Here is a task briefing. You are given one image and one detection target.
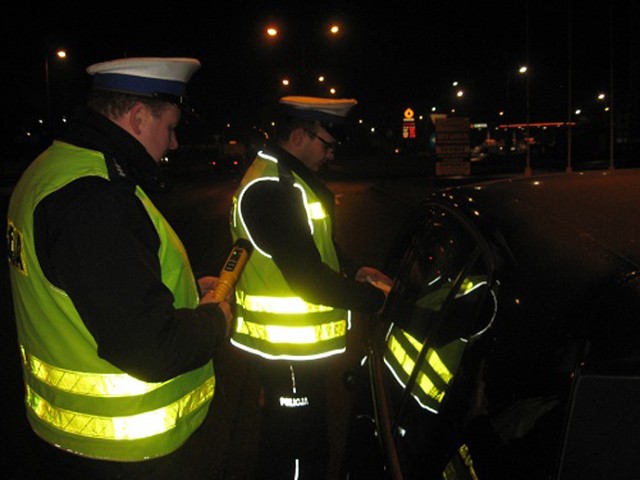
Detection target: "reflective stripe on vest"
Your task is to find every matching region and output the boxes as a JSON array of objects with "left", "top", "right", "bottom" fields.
[
  {"left": 237, "top": 291, "right": 334, "bottom": 314},
  {"left": 23, "top": 348, "right": 166, "bottom": 396},
  {"left": 26, "top": 377, "right": 214, "bottom": 440},
  {"left": 234, "top": 177, "right": 326, "bottom": 259},
  {"left": 235, "top": 316, "right": 347, "bottom": 344},
  {"left": 442, "top": 443, "right": 480, "bottom": 480},
  {"left": 384, "top": 328, "right": 459, "bottom": 414}
]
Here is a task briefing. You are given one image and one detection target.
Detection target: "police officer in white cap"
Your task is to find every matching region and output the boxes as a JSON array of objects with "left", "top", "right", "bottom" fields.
[
  {"left": 229, "top": 96, "right": 392, "bottom": 479},
  {"left": 7, "top": 57, "right": 232, "bottom": 479}
]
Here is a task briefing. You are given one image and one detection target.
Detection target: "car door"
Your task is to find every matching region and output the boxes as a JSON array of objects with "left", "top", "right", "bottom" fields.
[{"left": 372, "top": 203, "right": 497, "bottom": 480}]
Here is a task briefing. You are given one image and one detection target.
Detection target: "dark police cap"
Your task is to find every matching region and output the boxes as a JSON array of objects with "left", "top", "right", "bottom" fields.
[{"left": 86, "top": 57, "right": 201, "bottom": 106}]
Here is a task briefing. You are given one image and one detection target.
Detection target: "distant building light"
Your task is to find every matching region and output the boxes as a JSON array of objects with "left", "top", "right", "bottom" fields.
[{"left": 498, "top": 122, "right": 576, "bottom": 129}]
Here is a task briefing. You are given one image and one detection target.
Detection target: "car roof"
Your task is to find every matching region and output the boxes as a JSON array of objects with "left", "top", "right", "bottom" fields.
[
  {"left": 425, "top": 169, "right": 640, "bottom": 369},
  {"left": 440, "top": 169, "right": 640, "bottom": 269}
]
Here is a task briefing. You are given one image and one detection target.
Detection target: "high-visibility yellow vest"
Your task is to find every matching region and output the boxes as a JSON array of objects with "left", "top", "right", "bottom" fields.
[
  {"left": 229, "top": 150, "right": 351, "bottom": 361},
  {"left": 7, "top": 141, "right": 215, "bottom": 461}
]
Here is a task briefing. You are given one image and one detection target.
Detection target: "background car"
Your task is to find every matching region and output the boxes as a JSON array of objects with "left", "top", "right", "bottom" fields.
[{"left": 344, "top": 169, "right": 640, "bottom": 480}]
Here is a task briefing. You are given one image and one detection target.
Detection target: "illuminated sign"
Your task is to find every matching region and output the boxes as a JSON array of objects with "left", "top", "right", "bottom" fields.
[
  {"left": 402, "top": 107, "right": 416, "bottom": 139},
  {"left": 435, "top": 117, "right": 470, "bottom": 176}
]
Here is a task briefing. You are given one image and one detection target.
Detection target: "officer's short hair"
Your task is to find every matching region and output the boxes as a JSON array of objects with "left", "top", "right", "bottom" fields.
[
  {"left": 87, "top": 90, "right": 171, "bottom": 120},
  {"left": 275, "top": 114, "right": 320, "bottom": 143}
]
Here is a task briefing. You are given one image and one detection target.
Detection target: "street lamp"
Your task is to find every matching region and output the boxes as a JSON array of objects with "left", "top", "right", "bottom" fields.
[
  {"left": 263, "top": 21, "right": 343, "bottom": 93},
  {"left": 446, "top": 80, "right": 466, "bottom": 114},
  {"left": 596, "top": 91, "right": 614, "bottom": 168},
  {"left": 518, "top": 64, "right": 532, "bottom": 176},
  {"left": 522, "top": 0, "right": 532, "bottom": 177},
  {"left": 45, "top": 49, "right": 67, "bottom": 125},
  {"left": 566, "top": 2, "right": 573, "bottom": 174}
]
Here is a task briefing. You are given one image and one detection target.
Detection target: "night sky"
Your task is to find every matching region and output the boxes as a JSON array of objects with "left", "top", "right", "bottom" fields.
[{"left": 2, "top": 0, "right": 638, "bottom": 144}]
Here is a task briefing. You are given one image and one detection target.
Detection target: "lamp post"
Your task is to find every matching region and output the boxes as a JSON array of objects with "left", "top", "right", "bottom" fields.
[
  {"left": 518, "top": 65, "right": 532, "bottom": 176},
  {"left": 45, "top": 49, "right": 67, "bottom": 126},
  {"left": 523, "top": 0, "right": 532, "bottom": 177},
  {"left": 566, "top": 0, "right": 573, "bottom": 173},
  {"left": 608, "top": 3, "right": 615, "bottom": 171}
]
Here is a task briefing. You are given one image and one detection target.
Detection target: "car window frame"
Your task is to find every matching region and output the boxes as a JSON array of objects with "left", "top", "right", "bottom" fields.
[{"left": 369, "top": 200, "right": 498, "bottom": 479}]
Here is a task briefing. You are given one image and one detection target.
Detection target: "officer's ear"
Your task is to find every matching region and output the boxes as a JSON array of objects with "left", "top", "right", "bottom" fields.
[
  {"left": 109, "top": 101, "right": 148, "bottom": 138},
  {"left": 129, "top": 102, "right": 149, "bottom": 135},
  {"left": 290, "top": 127, "right": 309, "bottom": 147}
]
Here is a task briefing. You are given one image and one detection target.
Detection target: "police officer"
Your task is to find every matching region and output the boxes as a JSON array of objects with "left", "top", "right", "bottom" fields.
[
  {"left": 229, "top": 96, "right": 392, "bottom": 479},
  {"left": 7, "top": 57, "right": 232, "bottom": 479}
]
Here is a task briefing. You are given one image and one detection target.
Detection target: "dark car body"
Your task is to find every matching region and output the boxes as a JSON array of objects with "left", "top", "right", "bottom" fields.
[{"left": 345, "top": 169, "right": 640, "bottom": 480}]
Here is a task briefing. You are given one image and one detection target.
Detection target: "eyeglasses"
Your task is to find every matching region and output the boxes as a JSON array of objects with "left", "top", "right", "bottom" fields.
[{"left": 306, "top": 129, "right": 339, "bottom": 151}]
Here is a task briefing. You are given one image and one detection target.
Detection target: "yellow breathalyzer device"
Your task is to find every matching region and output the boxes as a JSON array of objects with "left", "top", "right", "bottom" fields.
[{"left": 211, "top": 238, "right": 253, "bottom": 302}]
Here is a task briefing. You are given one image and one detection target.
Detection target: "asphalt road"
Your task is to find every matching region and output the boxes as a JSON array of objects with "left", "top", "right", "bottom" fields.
[{"left": 1, "top": 171, "right": 420, "bottom": 479}]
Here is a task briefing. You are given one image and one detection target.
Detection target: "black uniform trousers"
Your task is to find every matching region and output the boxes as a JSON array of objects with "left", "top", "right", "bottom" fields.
[{"left": 253, "top": 358, "right": 331, "bottom": 480}]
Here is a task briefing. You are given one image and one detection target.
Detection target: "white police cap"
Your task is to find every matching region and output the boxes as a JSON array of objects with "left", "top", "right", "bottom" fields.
[
  {"left": 86, "top": 57, "right": 201, "bottom": 102},
  {"left": 279, "top": 96, "right": 357, "bottom": 125}
]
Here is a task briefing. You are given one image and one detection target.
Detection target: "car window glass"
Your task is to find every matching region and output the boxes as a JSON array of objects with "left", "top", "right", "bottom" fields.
[
  {"left": 381, "top": 206, "right": 495, "bottom": 477},
  {"left": 385, "top": 207, "right": 478, "bottom": 343}
]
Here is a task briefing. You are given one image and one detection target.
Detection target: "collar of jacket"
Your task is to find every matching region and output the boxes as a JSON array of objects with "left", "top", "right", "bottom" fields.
[
  {"left": 59, "top": 106, "right": 169, "bottom": 193},
  {"left": 263, "top": 144, "right": 335, "bottom": 214}
]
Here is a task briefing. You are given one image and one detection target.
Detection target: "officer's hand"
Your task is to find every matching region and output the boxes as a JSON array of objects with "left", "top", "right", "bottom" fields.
[
  {"left": 198, "top": 275, "right": 234, "bottom": 303},
  {"left": 197, "top": 276, "right": 219, "bottom": 296},
  {"left": 355, "top": 266, "right": 393, "bottom": 294}
]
